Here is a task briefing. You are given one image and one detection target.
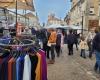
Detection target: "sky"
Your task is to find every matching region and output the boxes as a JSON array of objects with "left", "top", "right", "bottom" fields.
[{"left": 34, "top": 0, "right": 71, "bottom": 25}]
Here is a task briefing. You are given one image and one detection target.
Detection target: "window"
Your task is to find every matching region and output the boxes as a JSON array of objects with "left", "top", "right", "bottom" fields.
[
  {"left": 98, "top": 5, "right": 100, "bottom": 16},
  {"left": 89, "top": 7, "right": 94, "bottom": 14}
]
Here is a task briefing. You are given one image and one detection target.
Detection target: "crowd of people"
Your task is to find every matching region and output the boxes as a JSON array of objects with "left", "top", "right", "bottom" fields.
[{"left": 31, "top": 27, "right": 100, "bottom": 74}]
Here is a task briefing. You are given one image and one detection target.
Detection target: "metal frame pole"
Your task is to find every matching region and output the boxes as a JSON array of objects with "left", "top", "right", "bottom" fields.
[
  {"left": 81, "top": 11, "right": 84, "bottom": 35},
  {"left": 28, "top": 17, "right": 29, "bottom": 26},
  {"left": 16, "top": 0, "right": 18, "bottom": 35},
  {"left": 25, "top": 9, "right": 26, "bottom": 25}
]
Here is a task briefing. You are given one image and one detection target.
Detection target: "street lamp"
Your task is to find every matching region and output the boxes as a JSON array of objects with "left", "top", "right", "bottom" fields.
[
  {"left": 15, "top": 0, "right": 27, "bottom": 36},
  {"left": 81, "top": 11, "right": 84, "bottom": 35},
  {"left": 22, "top": 0, "right": 27, "bottom": 26},
  {"left": 79, "top": 5, "right": 84, "bottom": 35},
  {"left": 16, "top": 0, "right": 26, "bottom": 25},
  {"left": 99, "top": 2, "right": 100, "bottom": 27}
]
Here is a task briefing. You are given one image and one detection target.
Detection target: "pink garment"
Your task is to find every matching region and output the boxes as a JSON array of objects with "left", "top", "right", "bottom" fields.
[
  {"left": 38, "top": 49, "right": 47, "bottom": 80},
  {"left": 61, "top": 34, "right": 64, "bottom": 47}
]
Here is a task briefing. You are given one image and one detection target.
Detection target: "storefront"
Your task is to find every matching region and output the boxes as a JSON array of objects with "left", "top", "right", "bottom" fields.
[{"left": 88, "top": 20, "right": 99, "bottom": 30}]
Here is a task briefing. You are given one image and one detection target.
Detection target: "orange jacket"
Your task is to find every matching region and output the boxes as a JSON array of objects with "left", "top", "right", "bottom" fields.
[{"left": 48, "top": 31, "right": 57, "bottom": 43}]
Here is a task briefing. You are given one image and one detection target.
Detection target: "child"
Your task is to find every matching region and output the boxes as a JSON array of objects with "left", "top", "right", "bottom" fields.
[{"left": 79, "top": 36, "right": 88, "bottom": 58}]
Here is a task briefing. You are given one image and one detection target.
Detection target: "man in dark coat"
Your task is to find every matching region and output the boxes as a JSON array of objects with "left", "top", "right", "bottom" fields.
[
  {"left": 55, "top": 29, "right": 62, "bottom": 57},
  {"left": 73, "top": 30, "right": 79, "bottom": 50},
  {"left": 92, "top": 29, "right": 100, "bottom": 72},
  {"left": 40, "top": 29, "right": 51, "bottom": 59},
  {"left": 67, "top": 29, "right": 75, "bottom": 55}
]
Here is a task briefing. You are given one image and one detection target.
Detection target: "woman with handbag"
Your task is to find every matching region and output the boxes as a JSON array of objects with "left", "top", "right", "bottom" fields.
[{"left": 47, "top": 28, "right": 57, "bottom": 64}]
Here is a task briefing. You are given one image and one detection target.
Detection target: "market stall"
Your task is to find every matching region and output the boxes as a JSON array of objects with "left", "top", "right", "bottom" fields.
[{"left": 0, "top": 0, "right": 35, "bottom": 37}]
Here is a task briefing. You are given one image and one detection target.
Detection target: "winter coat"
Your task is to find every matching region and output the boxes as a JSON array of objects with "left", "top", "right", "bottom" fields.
[
  {"left": 92, "top": 33, "right": 100, "bottom": 52},
  {"left": 67, "top": 34, "right": 75, "bottom": 45},
  {"left": 79, "top": 40, "right": 88, "bottom": 49},
  {"left": 40, "top": 30, "right": 50, "bottom": 44},
  {"left": 48, "top": 31, "right": 57, "bottom": 43},
  {"left": 74, "top": 34, "right": 79, "bottom": 43},
  {"left": 56, "top": 33, "right": 61, "bottom": 46},
  {"left": 64, "top": 34, "right": 67, "bottom": 44}
]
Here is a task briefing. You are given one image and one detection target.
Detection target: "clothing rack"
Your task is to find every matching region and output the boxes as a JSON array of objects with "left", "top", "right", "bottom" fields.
[
  {"left": 0, "top": 37, "right": 47, "bottom": 80},
  {"left": 0, "top": 38, "right": 35, "bottom": 47}
]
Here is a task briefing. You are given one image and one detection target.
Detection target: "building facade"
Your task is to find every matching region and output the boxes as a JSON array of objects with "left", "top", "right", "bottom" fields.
[
  {"left": 25, "top": 13, "right": 40, "bottom": 28},
  {"left": 64, "top": 12, "right": 71, "bottom": 25},
  {"left": 47, "top": 13, "right": 67, "bottom": 26},
  {"left": 65, "top": 0, "right": 100, "bottom": 30}
]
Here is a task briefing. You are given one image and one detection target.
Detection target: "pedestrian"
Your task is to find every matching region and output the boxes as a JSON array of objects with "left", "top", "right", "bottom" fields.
[
  {"left": 47, "top": 28, "right": 57, "bottom": 64},
  {"left": 40, "top": 29, "right": 48, "bottom": 53},
  {"left": 86, "top": 30, "right": 96, "bottom": 58},
  {"left": 61, "top": 30, "right": 65, "bottom": 54},
  {"left": 55, "top": 29, "right": 62, "bottom": 57},
  {"left": 46, "top": 29, "right": 51, "bottom": 59},
  {"left": 39, "top": 29, "right": 51, "bottom": 59},
  {"left": 64, "top": 31, "right": 67, "bottom": 44},
  {"left": 92, "top": 28, "right": 100, "bottom": 73},
  {"left": 79, "top": 36, "right": 88, "bottom": 58},
  {"left": 31, "top": 27, "right": 36, "bottom": 35},
  {"left": 67, "top": 29, "right": 75, "bottom": 55},
  {"left": 73, "top": 30, "right": 79, "bottom": 50}
]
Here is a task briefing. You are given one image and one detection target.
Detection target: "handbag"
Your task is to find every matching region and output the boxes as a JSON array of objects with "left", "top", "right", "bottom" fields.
[{"left": 47, "top": 42, "right": 51, "bottom": 47}]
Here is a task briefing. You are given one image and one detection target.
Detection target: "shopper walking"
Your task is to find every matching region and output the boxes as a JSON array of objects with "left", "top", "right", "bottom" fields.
[
  {"left": 86, "top": 30, "right": 96, "bottom": 58},
  {"left": 40, "top": 29, "right": 48, "bottom": 52},
  {"left": 40, "top": 29, "right": 51, "bottom": 59},
  {"left": 61, "top": 30, "right": 65, "bottom": 54},
  {"left": 55, "top": 29, "right": 62, "bottom": 57},
  {"left": 73, "top": 30, "right": 79, "bottom": 50},
  {"left": 46, "top": 29, "right": 51, "bottom": 59},
  {"left": 48, "top": 28, "right": 57, "bottom": 64},
  {"left": 67, "top": 29, "right": 75, "bottom": 55},
  {"left": 92, "top": 28, "right": 100, "bottom": 73},
  {"left": 79, "top": 36, "right": 87, "bottom": 58}
]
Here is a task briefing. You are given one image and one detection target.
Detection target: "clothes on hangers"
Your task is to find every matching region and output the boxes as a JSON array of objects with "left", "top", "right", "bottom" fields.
[
  {"left": 23, "top": 54, "right": 31, "bottom": 80},
  {"left": 39, "top": 49, "right": 47, "bottom": 80},
  {"left": 0, "top": 47, "right": 47, "bottom": 80},
  {"left": 29, "top": 54, "right": 38, "bottom": 80}
]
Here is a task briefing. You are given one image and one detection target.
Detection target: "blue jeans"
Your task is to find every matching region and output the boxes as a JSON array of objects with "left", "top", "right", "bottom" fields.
[
  {"left": 80, "top": 49, "right": 86, "bottom": 58},
  {"left": 95, "top": 51, "right": 100, "bottom": 71}
]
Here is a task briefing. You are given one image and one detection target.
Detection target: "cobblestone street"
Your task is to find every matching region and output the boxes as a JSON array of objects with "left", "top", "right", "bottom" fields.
[{"left": 47, "top": 45, "right": 100, "bottom": 80}]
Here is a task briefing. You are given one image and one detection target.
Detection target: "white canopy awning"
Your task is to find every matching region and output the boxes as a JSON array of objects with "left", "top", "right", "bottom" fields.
[
  {"left": 45, "top": 24, "right": 70, "bottom": 29},
  {"left": 69, "top": 25, "right": 82, "bottom": 30},
  {"left": 46, "top": 24, "right": 61, "bottom": 29}
]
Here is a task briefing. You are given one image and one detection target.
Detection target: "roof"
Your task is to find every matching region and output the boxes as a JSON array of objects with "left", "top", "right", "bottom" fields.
[{"left": 0, "top": 0, "right": 35, "bottom": 11}]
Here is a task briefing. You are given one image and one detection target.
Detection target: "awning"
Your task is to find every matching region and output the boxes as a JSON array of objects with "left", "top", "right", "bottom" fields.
[
  {"left": 25, "top": 12, "right": 36, "bottom": 18},
  {"left": 45, "top": 24, "right": 70, "bottom": 29},
  {"left": 0, "top": 0, "right": 14, "bottom": 2},
  {"left": 45, "top": 24, "right": 61, "bottom": 29},
  {"left": 0, "top": 0, "right": 35, "bottom": 11},
  {"left": 69, "top": 25, "right": 82, "bottom": 30}
]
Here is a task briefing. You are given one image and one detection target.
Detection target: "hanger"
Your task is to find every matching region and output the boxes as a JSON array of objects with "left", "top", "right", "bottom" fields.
[{"left": 28, "top": 46, "right": 38, "bottom": 56}]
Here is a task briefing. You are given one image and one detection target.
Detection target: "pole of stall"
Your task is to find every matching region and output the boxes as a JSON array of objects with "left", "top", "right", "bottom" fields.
[{"left": 16, "top": 0, "right": 18, "bottom": 36}]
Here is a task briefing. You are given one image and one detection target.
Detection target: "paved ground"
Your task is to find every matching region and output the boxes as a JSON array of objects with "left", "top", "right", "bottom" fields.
[{"left": 47, "top": 45, "right": 100, "bottom": 80}]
